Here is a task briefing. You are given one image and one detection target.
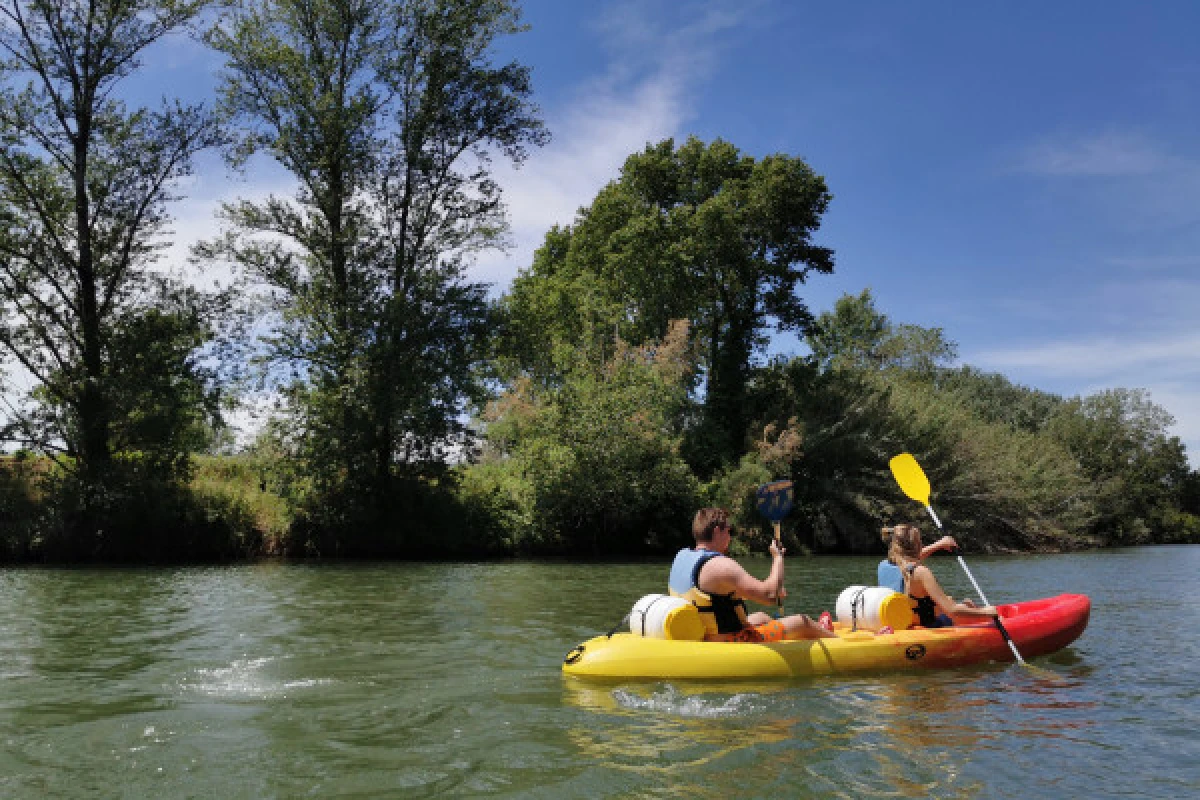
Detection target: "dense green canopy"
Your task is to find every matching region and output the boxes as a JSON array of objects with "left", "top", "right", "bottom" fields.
[{"left": 500, "top": 136, "right": 834, "bottom": 474}]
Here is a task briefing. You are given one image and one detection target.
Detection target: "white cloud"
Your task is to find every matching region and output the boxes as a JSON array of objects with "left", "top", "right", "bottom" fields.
[
  {"left": 471, "top": 1, "right": 752, "bottom": 290},
  {"left": 472, "top": 74, "right": 686, "bottom": 287},
  {"left": 973, "top": 333, "right": 1200, "bottom": 379},
  {"left": 1015, "top": 131, "right": 1170, "bottom": 177},
  {"left": 1012, "top": 128, "right": 1200, "bottom": 232},
  {"left": 1105, "top": 254, "right": 1200, "bottom": 273},
  {"left": 161, "top": 155, "right": 299, "bottom": 287}
]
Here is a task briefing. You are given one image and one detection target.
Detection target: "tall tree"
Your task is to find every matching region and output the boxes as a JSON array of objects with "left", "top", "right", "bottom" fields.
[
  {"left": 0, "top": 0, "right": 221, "bottom": 543},
  {"left": 202, "top": 0, "right": 546, "bottom": 545},
  {"left": 503, "top": 136, "right": 834, "bottom": 473}
]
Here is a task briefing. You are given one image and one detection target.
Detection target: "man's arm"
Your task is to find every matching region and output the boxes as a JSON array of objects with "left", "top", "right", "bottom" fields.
[{"left": 700, "top": 552, "right": 784, "bottom": 607}]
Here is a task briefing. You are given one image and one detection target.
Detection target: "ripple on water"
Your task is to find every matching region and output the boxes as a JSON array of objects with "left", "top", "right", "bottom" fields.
[
  {"left": 180, "top": 656, "right": 335, "bottom": 699},
  {"left": 0, "top": 553, "right": 1196, "bottom": 799}
]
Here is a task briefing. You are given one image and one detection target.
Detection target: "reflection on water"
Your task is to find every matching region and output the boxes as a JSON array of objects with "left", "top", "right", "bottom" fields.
[
  {"left": 560, "top": 669, "right": 1108, "bottom": 799},
  {"left": 563, "top": 682, "right": 797, "bottom": 799},
  {"left": 0, "top": 549, "right": 1195, "bottom": 798}
]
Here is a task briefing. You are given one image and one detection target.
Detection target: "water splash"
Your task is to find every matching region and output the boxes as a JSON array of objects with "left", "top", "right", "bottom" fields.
[
  {"left": 610, "top": 684, "right": 767, "bottom": 718},
  {"left": 181, "top": 657, "right": 333, "bottom": 698}
]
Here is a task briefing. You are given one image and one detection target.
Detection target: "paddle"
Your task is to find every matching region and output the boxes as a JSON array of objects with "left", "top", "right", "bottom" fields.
[
  {"left": 888, "top": 453, "right": 1028, "bottom": 666},
  {"left": 755, "top": 480, "right": 794, "bottom": 618}
]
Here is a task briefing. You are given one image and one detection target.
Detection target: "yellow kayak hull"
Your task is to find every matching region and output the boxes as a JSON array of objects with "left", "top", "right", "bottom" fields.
[{"left": 562, "top": 594, "right": 1089, "bottom": 680}]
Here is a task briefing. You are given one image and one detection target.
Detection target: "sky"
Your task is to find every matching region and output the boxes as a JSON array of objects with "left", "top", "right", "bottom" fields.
[{"left": 26, "top": 0, "right": 1200, "bottom": 463}]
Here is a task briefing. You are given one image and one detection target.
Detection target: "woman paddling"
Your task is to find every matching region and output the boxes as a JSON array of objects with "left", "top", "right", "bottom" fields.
[
  {"left": 877, "top": 524, "right": 958, "bottom": 593},
  {"left": 886, "top": 524, "right": 999, "bottom": 628}
]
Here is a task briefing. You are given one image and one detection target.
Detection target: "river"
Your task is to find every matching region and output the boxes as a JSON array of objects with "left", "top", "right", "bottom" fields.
[{"left": 0, "top": 546, "right": 1196, "bottom": 798}]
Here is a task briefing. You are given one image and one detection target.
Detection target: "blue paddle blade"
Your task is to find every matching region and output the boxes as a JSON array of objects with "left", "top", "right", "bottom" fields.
[{"left": 756, "top": 480, "right": 794, "bottom": 522}]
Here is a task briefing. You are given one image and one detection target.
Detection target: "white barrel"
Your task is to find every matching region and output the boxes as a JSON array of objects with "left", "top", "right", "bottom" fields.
[
  {"left": 629, "top": 594, "right": 705, "bottom": 640},
  {"left": 835, "top": 585, "right": 913, "bottom": 631}
]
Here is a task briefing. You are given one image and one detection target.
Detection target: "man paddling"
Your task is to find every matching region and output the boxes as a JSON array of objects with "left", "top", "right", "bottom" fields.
[{"left": 668, "top": 508, "right": 837, "bottom": 642}]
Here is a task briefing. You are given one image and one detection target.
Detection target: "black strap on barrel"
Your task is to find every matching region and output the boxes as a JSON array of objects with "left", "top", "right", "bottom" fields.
[
  {"left": 638, "top": 595, "right": 675, "bottom": 636},
  {"left": 605, "top": 612, "right": 631, "bottom": 638},
  {"left": 850, "top": 587, "right": 869, "bottom": 632}
]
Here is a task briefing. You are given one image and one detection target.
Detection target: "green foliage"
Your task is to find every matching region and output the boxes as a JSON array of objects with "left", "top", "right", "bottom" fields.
[
  {"left": 0, "top": 453, "right": 41, "bottom": 559},
  {"left": 0, "top": 453, "right": 280, "bottom": 563},
  {"left": 200, "top": 0, "right": 546, "bottom": 553},
  {"left": 809, "top": 289, "right": 957, "bottom": 375},
  {"left": 0, "top": 0, "right": 226, "bottom": 554},
  {"left": 740, "top": 358, "right": 904, "bottom": 552},
  {"left": 931, "top": 366, "right": 1064, "bottom": 434},
  {"left": 500, "top": 136, "right": 834, "bottom": 473},
  {"left": 883, "top": 373, "right": 1097, "bottom": 550},
  {"left": 464, "top": 321, "right": 699, "bottom": 555},
  {"left": 491, "top": 202, "right": 1197, "bottom": 555},
  {"left": 190, "top": 454, "right": 292, "bottom": 553},
  {"left": 1044, "top": 388, "right": 1195, "bottom": 544}
]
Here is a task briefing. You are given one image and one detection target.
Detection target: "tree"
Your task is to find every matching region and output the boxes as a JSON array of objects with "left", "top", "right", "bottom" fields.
[
  {"left": 503, "top": 136, "right": 834, "bottom": 473},
  {"left": 738, "top": 356, "right": 904, "bottom": 552},
  {"left": 0, "top": 0, "right": 222, "bottom": 547},
  {"left": 883, "top": 374, "right": 1096, "bottom": 550},
  {"left": 1046, "top": 388, "right": 1194, "bottom": 543},
  {"left": 808, "top": 289, "right": 957, "bottom": 375},
  {"left": 201, "top": 0, "right": 546, "bottom": 548},
  {"left": 796, "top": 292, "right": 1098, "bottom": 551},
  {"left": 467, "top": 320, "right": 698, "bottom": 555},
  {"left": 931, "top": 366, "right": 1063, "bottom": 435}
]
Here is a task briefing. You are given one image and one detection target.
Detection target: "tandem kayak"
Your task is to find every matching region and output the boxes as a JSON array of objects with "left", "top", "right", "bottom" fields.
[{"left": 562, "top": 593, "right": 1089, "bottom": 680}]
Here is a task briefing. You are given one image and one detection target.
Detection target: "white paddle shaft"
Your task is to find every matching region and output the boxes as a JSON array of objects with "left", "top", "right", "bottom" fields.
[{"left": 922, "top": 503, "right": 1025, "bottom": 664}]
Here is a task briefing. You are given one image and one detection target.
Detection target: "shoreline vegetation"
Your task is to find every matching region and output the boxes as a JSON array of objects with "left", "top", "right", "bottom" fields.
[{"left": 1, "top": 2, "right": 1197, "bottom": 565}]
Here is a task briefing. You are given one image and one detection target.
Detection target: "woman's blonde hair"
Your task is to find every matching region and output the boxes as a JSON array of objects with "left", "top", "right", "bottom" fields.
[{"left": 884, "top": 523, "right": 922, "bottom": 564}]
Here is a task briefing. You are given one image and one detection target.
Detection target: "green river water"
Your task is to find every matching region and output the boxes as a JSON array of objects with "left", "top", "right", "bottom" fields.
[{"left": 0, "top": 546, "right": 1197, "bottom": 798}]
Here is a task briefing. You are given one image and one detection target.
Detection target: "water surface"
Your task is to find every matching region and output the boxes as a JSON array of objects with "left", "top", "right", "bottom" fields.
[{"left": 0, "top": 547, "right": 1196, "bottom": 798}]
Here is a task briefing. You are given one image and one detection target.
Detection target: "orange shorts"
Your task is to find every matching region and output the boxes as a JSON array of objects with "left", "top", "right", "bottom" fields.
[{"left": 733, "top": 619, "right": 786, "bottom": 643}]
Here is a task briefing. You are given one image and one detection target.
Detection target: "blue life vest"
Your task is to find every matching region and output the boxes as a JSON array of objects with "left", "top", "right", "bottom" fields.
[
  {"left": 878, "top": 559, "right": 904, "bottom": 593},
  {"left": 668, "top": 548, "right": 748, "bottom": 636}
]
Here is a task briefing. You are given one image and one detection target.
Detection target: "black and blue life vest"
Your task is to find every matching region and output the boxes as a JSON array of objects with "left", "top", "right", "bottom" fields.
[{"left": 668, "top": 548, "right": 749, "bottom": 636}]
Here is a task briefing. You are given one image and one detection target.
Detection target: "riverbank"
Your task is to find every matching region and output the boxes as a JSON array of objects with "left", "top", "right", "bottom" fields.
[{"left": 2, "top": 453, "right": 1197, "bottom": 564}]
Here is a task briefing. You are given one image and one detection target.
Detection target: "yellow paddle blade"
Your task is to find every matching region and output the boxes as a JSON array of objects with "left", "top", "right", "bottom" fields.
[{"left": 889, "top": 453, "right": 930, "bottom": 506}]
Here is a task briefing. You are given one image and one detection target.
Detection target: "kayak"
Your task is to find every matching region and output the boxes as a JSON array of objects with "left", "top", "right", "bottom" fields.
[{"left": 562, "top": 593, "right": 1089, "bottom": 680}]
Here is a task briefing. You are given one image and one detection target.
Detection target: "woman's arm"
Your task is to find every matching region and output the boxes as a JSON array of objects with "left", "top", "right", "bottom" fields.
[
  {"left": 911, "top": 565, "right": 997, "bottom": 618},
  {"left": 919, "top": 535, "right": 957, "bottom": 560}
]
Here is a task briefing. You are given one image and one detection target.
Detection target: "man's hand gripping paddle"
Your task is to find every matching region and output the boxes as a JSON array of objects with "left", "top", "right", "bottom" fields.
[{"left": 756, "top": 480, "right": 794, "bottom": 618}]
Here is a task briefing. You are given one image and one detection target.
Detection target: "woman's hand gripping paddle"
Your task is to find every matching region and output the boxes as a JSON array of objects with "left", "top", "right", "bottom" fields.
[
  {"left": 756, "top": 480, "right": 794, "bottom": 618},
  {"left": 888, "top": 453, "right": 1029, "bottom": 666}
]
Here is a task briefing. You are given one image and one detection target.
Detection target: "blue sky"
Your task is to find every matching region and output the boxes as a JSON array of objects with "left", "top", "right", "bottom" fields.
[{"left": 150, "top": 0, "right": 1200, "bottom": 461}]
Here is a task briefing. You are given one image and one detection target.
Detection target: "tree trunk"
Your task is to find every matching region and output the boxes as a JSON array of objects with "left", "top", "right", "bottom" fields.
[{"left": 74, "top": 117, "right": 112, "bottom": 515}]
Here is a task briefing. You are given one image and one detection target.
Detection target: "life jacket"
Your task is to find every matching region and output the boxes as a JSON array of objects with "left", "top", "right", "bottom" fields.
[
  {"left": 877, "top": 559, "right": 904, "bottom": 593},
  {"left": 668, "top": 548, "right": 749, "bottom": 636},
  {"left": 903, "top": 563, "right": 948, "bottom": 628}
]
